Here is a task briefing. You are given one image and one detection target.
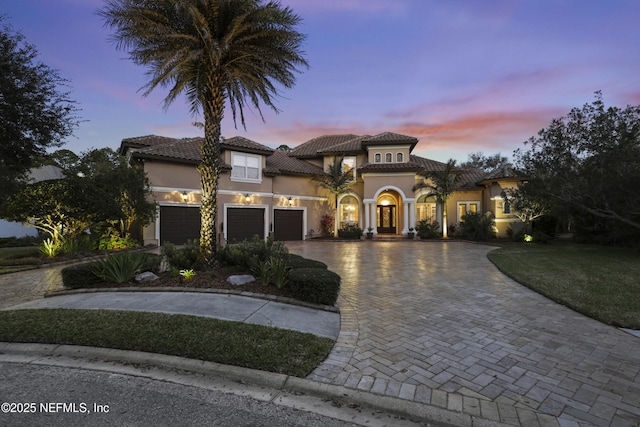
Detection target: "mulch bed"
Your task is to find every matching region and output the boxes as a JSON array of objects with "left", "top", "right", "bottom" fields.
[{"left": 80, "top": 268, "right": 294, "bottom": 299}]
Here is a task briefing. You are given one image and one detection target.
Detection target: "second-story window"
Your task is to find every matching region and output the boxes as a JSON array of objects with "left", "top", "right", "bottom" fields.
[
  {"left": 396, "top": 152, "right": 404, "bottom": 163},
  {"left": 343, "top": 156, "right": 356, "bottom": 179},
  {"left": 374, "top": 153, "right": 381, "bottom": 163},
  {"left": 231, "top": 152, "right": 261, "bottom": 182},
  {"left": 385, "top": 152, "right": 392, "bottom": 163}
]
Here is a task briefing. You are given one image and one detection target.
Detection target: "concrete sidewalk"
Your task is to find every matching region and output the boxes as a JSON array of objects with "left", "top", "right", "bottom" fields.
[{"left": 4, "top": 291, "right": 341, "bottom": 340}]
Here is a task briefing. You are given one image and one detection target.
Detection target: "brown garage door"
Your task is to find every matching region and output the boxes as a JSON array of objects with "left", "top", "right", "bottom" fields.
[
  {"left": 227, "top": 208, "right": 264, "bottom": 243},
  {"left": 160, "top": 206, "right": 200, "bottom": 245},
  {"left": 274, "top": 209, "right": 303, "bottom": 241}
]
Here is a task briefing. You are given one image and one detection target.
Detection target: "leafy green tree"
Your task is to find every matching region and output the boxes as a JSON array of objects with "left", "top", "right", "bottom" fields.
[
  {"left": 413, "top": 159, "right": 463, "bottom": 238},
  {"left": 460, "top": 152, "right": 511, "bottom": 173},
  {"left": 501, "top": 183, "right": 551, "bottom": 234},
  {"left": 0, "top": 17, "right": 80, "bottom": 207},
  {"left": 98, "top": 0, "right": 308, "bottom": 265},
  {"left": 65, "top": 148, "right": 157, "bottom": 237},
  {"left": 1, "top": 149, "right": 157, "bottom": 251},
  {"left": 514, "top": 92, "right": 640, "bottom": 242}
]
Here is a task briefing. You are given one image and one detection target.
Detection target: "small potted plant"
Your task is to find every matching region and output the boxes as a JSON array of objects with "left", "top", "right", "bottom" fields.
[
  {"left": 366, "top": 227, "right": 374, "bottom": 239},
  {"left": 407, "top": 227, "right": 415, "bottom": 239}
]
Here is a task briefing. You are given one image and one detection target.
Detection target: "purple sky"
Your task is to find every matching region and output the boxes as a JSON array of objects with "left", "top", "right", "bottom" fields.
[{"left": 4, "top": 0, "right": 639, "bottom": 163}]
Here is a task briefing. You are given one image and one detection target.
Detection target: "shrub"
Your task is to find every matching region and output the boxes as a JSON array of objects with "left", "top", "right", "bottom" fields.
[
  {"left": 90, "top": 252, "right": 146, "bottom": 284},
  {"left": 288, "top": 268, "right": 341, "bottom": 306},
  {"left": 62, "top": 263, "right": 102, "bottom": 289},
  {"left": 98, "top": 235, "right": 140, "bottom": 250},
  {"left": 416, "top": 220, "right": 440, "bottom": 239},
  {"left": 270, "top": 256, "right": 289, "bottom": 289},
  {"left": 39, "top": 238, "right": 60, "bottom": 257},
  {"left": 162, "top": 240, "right": 200, "bottom": 270},
  {"left": 217, "top": 236, "right": 288, "bottom": 270},
  {"left": 286, "top": 253, "right": 327, "bottom": 270},
  {"left": 337, "top": 225, "right": 362, "bottom": 239},
  {"left": 61, "top": 253, "right": 161, "bottom": 289},
  {"left": 459, "top": 211, "right": 496, "bottom": 241}
]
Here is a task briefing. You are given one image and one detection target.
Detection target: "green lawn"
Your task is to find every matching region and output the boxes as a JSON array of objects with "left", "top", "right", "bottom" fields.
[
  {"left": 0, "top": 246, "right": 42, "bottom": 274},
  {"left": 488, "top": 241, "right": 640, "bottom": 329},
  {"left": 0, "top": 309, "right": 334, "bottom": 377}
]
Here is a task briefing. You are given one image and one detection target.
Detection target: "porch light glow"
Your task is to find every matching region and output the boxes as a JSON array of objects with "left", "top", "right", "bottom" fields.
[
  {"left": 181, "top": 191, "right": 188, "bottom": 202},
  {"left": 245, "top": 194, "right": 251, "bottom": 203},
  {"left": 288, "top": 197, "right": 293, "bottom": 206},
  {"left": 381, "top": 200, "right": 390, "bottom": 206}
]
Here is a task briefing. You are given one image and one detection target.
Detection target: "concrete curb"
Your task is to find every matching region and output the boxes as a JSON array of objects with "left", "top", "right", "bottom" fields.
[
  {"left": 0, "top": 342, "right": 512, "bottom": 427},
  {"left": 44, "top": 287, "right": 340, "bottom": 313}
]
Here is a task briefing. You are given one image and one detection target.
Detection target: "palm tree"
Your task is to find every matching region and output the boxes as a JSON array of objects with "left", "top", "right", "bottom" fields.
[
  {"left": 413, "top": 159, "right": 462, "bottom": 238},
  {"left": 316, "top": 156, "right": 356, "bottom": 207},
  {"left": 314, "top": 156, "right": 356, "bottom": 232},
  {"left": 98, "top": 0, "right": 308, "bottom": 265}
]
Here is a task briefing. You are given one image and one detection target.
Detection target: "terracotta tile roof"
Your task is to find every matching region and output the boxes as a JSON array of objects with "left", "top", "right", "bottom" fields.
[
  {"left": 266, "top": 149, "right": 325, "bottom": 176},
  {"left": 481, "top": 165, "right": 520, "bottom": 180},
  {"left": 362, "top": 132, "right": 418, "bottom": 149},
  {"left": 457, "top": 168, "right": 487, "bottom": 190},
  {"left": 130, "top": 137, "right": 204, "bottom": 164},
  {"left": 318, "top": 135, "right": 370, "bottom": 155},
  {"left": 222, "top": 136, "right": 274, "bottom": 155},
  {"left": 358, "top": 160, "right": 424, "bottom": 173},
  {"left": 409, "top": 155, "right": 448, "bottom": 172},
  {"left": 290, "top": 134, "right": 360, "bottom": 158},
  {"left": 119, "top": 135, "right": 180, "bottom": 155}
]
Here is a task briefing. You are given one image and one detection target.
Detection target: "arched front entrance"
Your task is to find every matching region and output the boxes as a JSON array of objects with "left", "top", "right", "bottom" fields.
[{"left": 376, "top": 191, "right": 399, "bottom": 234}]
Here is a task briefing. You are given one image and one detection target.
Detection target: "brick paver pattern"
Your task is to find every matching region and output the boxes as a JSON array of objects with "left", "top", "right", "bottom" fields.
[{"left": 287, "top": 241, "right": 640, "bottom": 427}]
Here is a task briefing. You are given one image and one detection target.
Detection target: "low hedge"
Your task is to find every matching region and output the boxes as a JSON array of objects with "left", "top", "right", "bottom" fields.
[
  {"left": 286, "top": 253, "right": 327, "bottom": 270},
  {"left": 61, "top": 263, "right": 102, "bottom": 289},
  {"left": 288, "top": 267, "right": 341, "bottom": 306}
]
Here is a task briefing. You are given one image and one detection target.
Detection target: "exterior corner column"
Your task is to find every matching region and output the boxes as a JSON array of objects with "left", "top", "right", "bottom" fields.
[
  {"left": 370, "top": 202, "right": 378, "bottom": 234},
  {"left": 364, "top": 201, "right": 371, "bottom": 231},
  {"left": 409, "top": 202, "right": 416, "bottom": 229},
  {"left": 402, "top": 201, "right": 409, "bottom": 234}
]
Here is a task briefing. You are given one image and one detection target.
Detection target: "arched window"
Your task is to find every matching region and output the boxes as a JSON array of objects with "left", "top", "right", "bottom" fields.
[
  {"left": 416, "top": 194, "right": 437, "bottom": 223},
  {"left": 396, "top": 152, "right": 404, "bottom": 163},
  {"left": 339, "top": 195, "right": 359, "bottom": 229},
  {"left": 385, "top": 152, "right": 392, "bottom": 163},
  {"left": 374, "top": 153, "right": 381, "bottom": 163}
]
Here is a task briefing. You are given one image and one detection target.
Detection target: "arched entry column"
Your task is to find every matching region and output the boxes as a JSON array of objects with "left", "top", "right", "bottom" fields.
[
  {"left": 363, "top": 199, "right": 377, "bottom": 234},
  {"left": 370, "top": 186, "right": 410, "bottom": 235}
]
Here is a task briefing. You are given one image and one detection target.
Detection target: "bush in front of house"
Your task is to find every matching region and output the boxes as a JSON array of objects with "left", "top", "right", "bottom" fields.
[
  {"left": 337, "top": 225, "right": 362, "bottom": 239},
  {"left": 217, "top": 235, "right": 288, "bottom": 271},
  {"left": 459, "top": 211, "right": 496, "bottom": 241},
  {"left": 61, "top": 263, "right": 102, "bottom": 289},
  {"left": 61, "top": 253, "right": 162, "bottom": 288},
  {"left": 162, "top": 240, "right": 200, "bottom": 270},
  {"left": 416, "top": 220, "right": 441, "bottom": 239},
  {"left": 285, "top": 253, "right": 327, "bottom": 270},
  {"left": 288, "top": 267, "right": 341, "bottom": 306}
]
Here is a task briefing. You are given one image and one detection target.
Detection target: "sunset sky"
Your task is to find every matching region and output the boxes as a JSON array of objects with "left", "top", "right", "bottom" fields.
[{"left": 4, "top": 0, "right": 639, "bottom": 163}]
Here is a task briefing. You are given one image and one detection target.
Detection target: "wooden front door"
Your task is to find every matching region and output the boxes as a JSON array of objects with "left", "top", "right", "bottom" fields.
[{"left": 377, "top": 205, "right": 396, "bottom": 234}]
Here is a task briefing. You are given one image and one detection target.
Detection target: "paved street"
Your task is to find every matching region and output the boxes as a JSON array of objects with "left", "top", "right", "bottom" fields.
[{"left": 287, "top": 240, "right": 640, "bottom": 427}]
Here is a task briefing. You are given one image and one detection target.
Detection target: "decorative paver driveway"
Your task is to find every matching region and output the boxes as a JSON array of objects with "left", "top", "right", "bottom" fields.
[{"left": 286, "top": 241, "right": 640, "bottom": 427}]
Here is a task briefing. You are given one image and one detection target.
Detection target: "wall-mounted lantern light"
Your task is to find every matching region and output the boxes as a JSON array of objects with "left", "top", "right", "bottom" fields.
[
  {"left": 245, "top": 194, "right": 251, "bottom": 203},
  {"left": 288, "top": 197, "right": 294, "bottom": 206},
  {"left": 182, "top": 191, "right": 188, "bottom": 202}
]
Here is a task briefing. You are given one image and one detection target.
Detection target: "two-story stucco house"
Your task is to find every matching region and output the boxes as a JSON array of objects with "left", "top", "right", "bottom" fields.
[{"left": 118, "top": 132, "right": 522, "bottom": 245}]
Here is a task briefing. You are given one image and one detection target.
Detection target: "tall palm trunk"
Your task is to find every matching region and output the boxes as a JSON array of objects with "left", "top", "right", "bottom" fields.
[
  {"left": 198, "top": 83, "right": 225, "bottom": 266},
  {"left": 441, "top": 198, "right": 448, "bottom": 238}
]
